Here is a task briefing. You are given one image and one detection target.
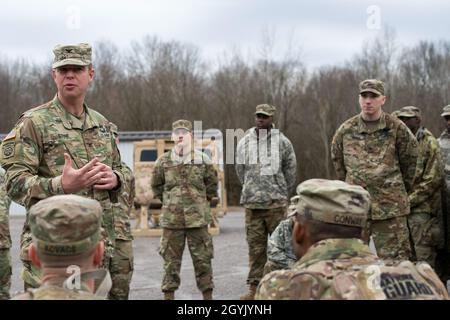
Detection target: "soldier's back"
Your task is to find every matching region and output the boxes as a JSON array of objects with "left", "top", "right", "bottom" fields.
[
  {"left": 13, "top": 285, "right": 103, "bottom": 300},
  {"left": 256, "top": 239, "right": 449, "bottom": 300}
]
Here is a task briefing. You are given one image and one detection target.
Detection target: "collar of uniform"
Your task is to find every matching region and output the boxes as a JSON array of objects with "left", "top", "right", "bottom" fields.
[
  {"left": 52, "top": 95, "right": 99, "bottom": 130},
  {"left": 357, "top": 112, "right": 387, "bottom": 133},
  {"left": 416, "top": 126, "right": 426, "bottom": 141},
  {"left": 439, "top": 130, "right": 450, "bottom": 140},
  {"left": 295, "top": 238, "right": 374, "bottom": 268}
]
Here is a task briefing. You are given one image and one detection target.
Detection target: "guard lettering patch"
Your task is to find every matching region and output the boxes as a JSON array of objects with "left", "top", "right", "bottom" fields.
[
  {"left": 380, "top": 273, "right": 434, "bottom": 299},
  {"left": 2, "top": 141, "right": 15, "bottom": 158}
]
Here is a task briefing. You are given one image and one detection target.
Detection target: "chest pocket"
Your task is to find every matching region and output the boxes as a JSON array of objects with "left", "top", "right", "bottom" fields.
[
  {"left": 83, "top": 128, "right": 114, "bottom": 166},
  {"left": 189, "top": 164, "right": 206, "bottom": 190},
  {"left": 42, "top": 135, "right": 66, "bottom": 176}
]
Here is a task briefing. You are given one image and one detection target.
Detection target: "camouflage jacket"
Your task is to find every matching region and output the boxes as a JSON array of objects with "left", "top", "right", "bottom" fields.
[
  {"left": 13, "top": 285, "right": 103, "bottom": 300},
  {"left": 409, "top": 127, "right": 442, "bottom": 215},
  {"left": 267, "top": 218, "right": 297, "bottom": 269},
  {"left": 331, "top": 112, "right": 418, "bottom": 220},
  {"left": 110, "top": 123, "right": 134, "bottom": 241},
  {"left": 256, "top": 238, "right": 449, "bottom": 300},
  {"left": 151, "top": 148, "right": 218, "bottom": 229},
  {"left": 235, "top": 127, "right": 297, "bottom": 209},
  {"left": 0, "top": 96, "right": 126, "bottom": 258},
  {"left": 0, "top": 167, "right": 12, "bottom": 249},
  {"left": 438, "top": 131, "right": 450, "bottom": 191},
  {"left": 113, "top": 162, "right": 134, "bottom": 241}
]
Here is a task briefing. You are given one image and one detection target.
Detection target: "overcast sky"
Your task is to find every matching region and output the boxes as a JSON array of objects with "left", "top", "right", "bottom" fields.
[{"left": 1, "top": 0, "right": 449, "bottom": 68}]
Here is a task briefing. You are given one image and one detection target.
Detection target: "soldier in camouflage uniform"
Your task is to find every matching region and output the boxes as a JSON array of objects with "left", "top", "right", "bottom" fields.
[
  {"left": 262, "top": 195, "right": 299, "bottom": 275},
  {"left": 109, "top": 124, "right": 134, "bottom": 300},
  {"left": 151, "top": 119, "right": 218, "bottom": 300},
  {"left": 0, "top": 43, "right": 127, "bottom": 290},
  {"left": 235, "top": 104, "right": 297, "bottom": 299},
  {"left": 395, "top": 106, "right": 443, "bottom": 267},
  {"left": 331, "top": 79, "right": 418, "bottom": 260},
  {"left": 256, "top": 179, "right": 449, "bottom": 300},
  {"left": 0, "top": 166, "right": 12, "bottom": 300},
  {"left": 13, "top": 195, "right": 112, "bottom": 300},
  {"left": 437, "top": 104, "right": 450, "bottom": 284}
]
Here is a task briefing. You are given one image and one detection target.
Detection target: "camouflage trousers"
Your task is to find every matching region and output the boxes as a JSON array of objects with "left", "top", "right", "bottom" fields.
[
  {"left": 109, "top": 239, "right": 134, "bottom": 300},
  {"left": 159, "top": 227, "right": 214, "bottom": 293},
  {"left": 245, "top": 207, "right": 286, "bottom": 285},
  {"left": 0, "top": 249, "right": 11, "bottom": 300},
  {"left": 408, "top": 213, "right": 442, "bottom": 268},
  {"left": 369, "top": 216, "right": 412, "bottom": 260}
]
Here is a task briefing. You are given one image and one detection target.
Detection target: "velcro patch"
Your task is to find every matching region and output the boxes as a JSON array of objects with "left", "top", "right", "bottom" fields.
[
  {"left": 2, "top": 141, "right": 15, "bottom": 158},
  {"left": 4, "top": 129, "right": 16, "bottom": 141}
]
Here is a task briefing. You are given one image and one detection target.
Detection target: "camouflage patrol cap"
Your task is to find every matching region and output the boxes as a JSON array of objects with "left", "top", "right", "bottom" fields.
[
  {"left": 29, "top": 195, "right": 102, "bottom": 256},
  {"left": 52, "top": 43, "right": 92, "bottom": 69},
  {"left": 172, "top": 119, "right": 192, "bottom": 132},
  {"left": 396, "top": 106, "right": 421, "bottom": 118},
  {"left": 289, "top": 179, "right": 371, "bottom": 228},
  {"left": 359, "top": 79, "right": 385, "bottom": 96},
  {"left": 255, "top": 104, "right": 276, "bottom": 117},
  {"left": 441, "top": 105, "right": 450, "bottom": 117}
]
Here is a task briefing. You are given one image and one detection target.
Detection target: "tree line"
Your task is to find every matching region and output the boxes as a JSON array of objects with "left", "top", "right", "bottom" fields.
[{"left": 1, "top": 29, "right": 449, "bottom": 204}]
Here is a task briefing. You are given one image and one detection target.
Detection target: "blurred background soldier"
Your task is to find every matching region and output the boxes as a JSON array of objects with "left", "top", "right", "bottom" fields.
[
  {"left": 235, "top": 104, "right": 297, "bottom": 300},
  {"left": 0, "top": 165, "right": 12, "bottom": 300},
  {"left": 0, "top": 43, "right": 127, "bottom": 290},
  {"left": 437, "top": 104, "right": 450, "bottom": 285},
  {"left": 331, "top": 79, "right": 418, "bottom": 260},
  {"left": 109, "top": 123, "right": 134, "bottom": 300},
  {"left": 256, "top": 179, "right": 449, "bottom": 300},
  {"left": 13, "top": 195, "right": 111, "bottom": 300},
  {"left": 151, "top": 119, "right": 218, "bottom": 300},
  {"left": 396, "top": 106, "right": 443, "bottom": 268}
]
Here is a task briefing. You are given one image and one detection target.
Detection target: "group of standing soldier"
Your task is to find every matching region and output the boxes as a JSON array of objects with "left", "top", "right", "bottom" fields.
[{"left": 0, "top": 42, "right": 449, "bottom": 300}]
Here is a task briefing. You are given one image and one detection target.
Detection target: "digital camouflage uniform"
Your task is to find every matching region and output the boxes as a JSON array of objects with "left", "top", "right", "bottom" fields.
[
  {"left": 263, "top": 218, "right": 296, "bottom": 276},
  {"left": 151, "top": 120, "right": 218, "bottom": 296},
  {"left": 437, "top": 104, "right": 450, "bottom": 283},
  {"left": 331, "top": 82, "right": 418, "bottom": 260},
  {"left": 236, "top": 104, "right": 297, "bottom": 288},
  {"left": 0, "top": 167, "right": 12, "bottom": 300},
  {"left": 396, "top": 106, "right": 443, "bottom": 267},
  {"left": 13, "top": 195, "right": 111, "bottom": 300},
  {"left": 255, "top": 179, "right": 449, "bottom": 300},
  {"left": 109, "top": 124, "right": 134, "bottom": 300},
  {"left": 0, "top": 44, "right": 127, "bottom": 289}
]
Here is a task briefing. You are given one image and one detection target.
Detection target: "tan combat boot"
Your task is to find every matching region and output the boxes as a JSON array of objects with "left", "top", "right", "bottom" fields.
[
  {"left": 239, "top": 284, "right": 257, "bottom": 300},
  {"left": 202, "top": 289, "right": 213, "bottom": 300},
  {"left": 163, "top": 291, "right": 175, "bottom": 300}
]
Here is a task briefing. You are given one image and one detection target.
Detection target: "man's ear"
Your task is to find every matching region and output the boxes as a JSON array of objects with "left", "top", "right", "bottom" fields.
[
  {"left": 93, "top": 241, "right": 105, "bottom": 267},
  {"left": 88, "top": 67, "right": 95, "bottom": 82},
  {"left": 29, "top": 243, "right": 41, "bottom": 268}
]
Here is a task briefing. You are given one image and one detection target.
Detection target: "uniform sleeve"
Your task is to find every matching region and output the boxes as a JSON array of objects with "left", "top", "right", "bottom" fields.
[
  {"left": 235, "top": 138, "right": 245, "bottom": 185},
  {"left": 204, "top": 163, "right": 218, "bottom": 201},
  {"left": 109, "top": 123, "right": 126, "bottom": 195},
  {"left": 331, "top": 125, "right": 346, "bottom": 181},
  {"left": 409, "top": 137, "right": 443, "bottom": 209},
  {"left": 150, "top": 157, "right": 165, "bottom": 202},
  {"left": 0, "top": 118, "right": 65, "bottom": 208},
  {"left": 282, "top": 140, "right": 297, "bottom": 194},
  {"left": 267, "top": 219, "right": 294, "bottom": 269},
  {"left": 396, "top": 123, "right": 419, "bottom": 194}
]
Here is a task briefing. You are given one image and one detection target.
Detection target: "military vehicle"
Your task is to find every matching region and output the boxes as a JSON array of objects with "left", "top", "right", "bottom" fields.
[{"left": 132, "top": 131, "right": 227, "bottom": 236}]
